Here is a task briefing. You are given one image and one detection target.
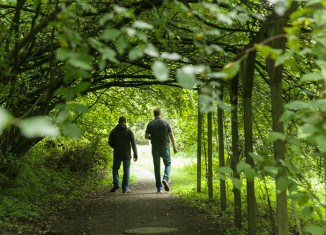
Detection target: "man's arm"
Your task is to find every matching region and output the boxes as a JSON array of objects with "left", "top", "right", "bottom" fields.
[
  {"left": 108, "top": 131, "right": 114, "bottom": 148},
  {"left": 145, "top": 123, "right": 151, "bottom": 140},
  {"left": 169, "top": 132, "right": 177, "bottom": 153},
  {"left": 145, "top": 133, "right": 151, "bottom": 140},
  {"left": 130, "top": 131, "right": 138, "bottom": 161}
]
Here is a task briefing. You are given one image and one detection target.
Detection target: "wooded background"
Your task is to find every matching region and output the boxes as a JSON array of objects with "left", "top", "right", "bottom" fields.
[{"left": 0, "top": 0, "right": 325, "bottom": 234}]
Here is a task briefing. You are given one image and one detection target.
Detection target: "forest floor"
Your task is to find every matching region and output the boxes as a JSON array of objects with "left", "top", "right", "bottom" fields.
[{"left": 47, "top": 163, "right": 223, "bottom": 235}]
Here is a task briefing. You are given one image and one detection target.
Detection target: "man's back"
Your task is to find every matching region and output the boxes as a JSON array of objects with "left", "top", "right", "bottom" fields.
[
  {"left": 109, "top": 124, "right": 132, "bottom": 159},
  {"left": 146, "top": 117, "right": 171, "bottom": 146}
]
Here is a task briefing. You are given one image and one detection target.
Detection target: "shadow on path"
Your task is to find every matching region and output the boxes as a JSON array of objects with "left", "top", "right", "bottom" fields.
[{"left": 49, "top": 164, "right": 222, "bottom": 234}]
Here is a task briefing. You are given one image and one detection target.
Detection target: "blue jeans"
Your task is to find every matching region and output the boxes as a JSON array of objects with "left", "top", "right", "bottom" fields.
[
  {"left": 152, "top": 144, "right": 171, "bottom": 190},
  {"left": 112, "top": 157, "right": 131, "bottom": 191}
]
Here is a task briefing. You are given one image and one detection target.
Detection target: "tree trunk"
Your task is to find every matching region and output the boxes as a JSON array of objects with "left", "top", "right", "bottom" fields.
[
  {"left": 218, "top": 83, "right": 226, "bottom": 211},
  {"left": 197, "top": 89, "right": 202, "bottom": 193},
  {"left": 230, "top": 75, "right": 242, "bottom": 228},
  {"left": 207, "top": 111, "right": 213, "bottom": 200},
  {"left": 266, "top": 20, "right": 288, "bottom": 235},
  {"left": 242, "top": 51, "right": 257, "bottom": 234}
]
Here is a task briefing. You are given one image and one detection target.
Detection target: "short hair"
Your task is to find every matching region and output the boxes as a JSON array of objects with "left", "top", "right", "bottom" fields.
[
  {"left": 118, "top": 116, "right": 126, "bottom": 124},
  {"left": 153, "top": 108, "right": 161, "bottom": 117}
]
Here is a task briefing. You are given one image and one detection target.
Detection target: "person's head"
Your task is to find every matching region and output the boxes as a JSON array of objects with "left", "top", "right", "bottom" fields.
[
  {"left": 153, "top": 108, "right": 161, "bottom": 117},
  {"left": 118, "top": 116, "right": 126, "bottom": 124}
]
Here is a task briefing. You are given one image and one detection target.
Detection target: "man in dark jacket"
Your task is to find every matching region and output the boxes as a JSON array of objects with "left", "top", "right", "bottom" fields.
[{"left": 108, "top": 116, "right": 138, "bottom": 193}]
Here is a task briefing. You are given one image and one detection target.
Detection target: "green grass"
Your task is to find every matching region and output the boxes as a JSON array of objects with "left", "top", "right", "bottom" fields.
[{"left": 167, "top": 151, "right": 326, "bottom": 235}]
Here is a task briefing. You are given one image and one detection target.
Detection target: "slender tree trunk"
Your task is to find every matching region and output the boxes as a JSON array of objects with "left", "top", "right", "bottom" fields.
[
  {"left": 218, "top": 83, "right": 226, "bottom": 211},
  {"left": 230, "top": 75, "right": 242, "bottom": 228},
  {"left": 207, "top": 111, "right": 213, "bottom": 200},
  {"left": 266, "top": 4, "right": 298, "bottom": 233},
  {"left": 266, "top": 22, "right": 288, "bottom": 235},
  {"left": 242, "top": 51, "right": 257, "bottom": 234},
  {"left": 197, "top": 89, "right": 202, "bottom": 193}
]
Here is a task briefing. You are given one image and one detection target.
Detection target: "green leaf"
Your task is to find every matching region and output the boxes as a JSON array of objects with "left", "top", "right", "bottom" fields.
[
  {"left": 221, "top": 61, "right": 240, "bottom": 79},
  {"left": 161, "top": 52, "right": 181, "bottom": 60},
  {"left": 216, "top": 99, "right": 232, "bottom": 111},
  {"left": 99, "top": 13, "right": 115, "bottom": 26},
  {"left": 236, "top": 160, "right": 251, "bottom": 173},
  {"left": 19, "top": 117, "right": 59, "bottom": 138},
  {"left": 71, "top": 104, "right": 88, "bottom": 114},
  {"left": 301, "top": 206, "right": 314, "bottom": 219},
  {"left": 268, "top": 131, "right": 286, "bottom": 142},
  {"left": 113, "top": 5, "right": 134, "bottom": 18},
  {"left": 276, "top": 177, "right": 292, "bottom": 193},
  {"left": 78, "top": 2, "right": 98, "bottom": 13},
  {"left": 207, "top": 72, "right": 228, "bottom": 79},
  {"left": 55, "top": 108, "right": 70, "bottom": 124},
  {"left": 89, "top": 37, "right": 104, "bottom": 50},
  {"left": 56, "top": 48, "right": 71, "bottom": 61},
  {"left": 101, "top": 47, "right": 118, "bottom": 63},
  {"left": 176, "top": 66, "right": 198, "bottom": 89},
  {"left": 144, "top": 44, "right": 159, "bottom": 57},
  {"left": 55, "top": 87, "right": 76, "bottom": 101},
  {"left": 116, "top": 36, "right": 129, "bottom": 55},
  {"left": 255, "top": 44, "right": 282, "bottom": 59},
  {"left": 231, "top": 178, "right": 242, "bottom": 190},
  {"left": 264, "top": 166, "right": 279, "bottom": 175},
  {"left": 219, "top": 174, "right": 226, "bottom": 181},
  {"left": 285, "top": 101, "right": 311, "bottom": 110},
  {"left": 298, "top": 124, "right": 317, "bottom": 139},
  {"left": 100, "top": 28, "right": 121, "bottom": 41},
  {"left": 69, "top": 56, "right": 93, "bottom": 70},
  {"left": 61, "top": 123, "right": 81, "bottom": 138},
  {"left": 75, "top": 82, "right": 91, "bottom": 93},
  {"left": 0, "top": 108, "right": 12, "bottom": 132},
  {"left": 315, "top": 134, "right": 326, "bottom": 152},
  {"left": 301, "top": 72, "right": 323, "bottom": 82},
  {"left": 280, "top": 110, "right": 295, "bottom": 122},
  {"left": 217, "top": 166, "right": 233, "bottom": 175},
  {"left": 133, "top": 20, "right": 153, "bottom": 29},
  {"left": 288, "top": 35, "right": 301, "bottom": 51},
  {"left": 244, "top": 168, "right": 256, "bottom": 181},
  {"left": 152, "top": 61, "right": 170, "bottom": 82},
  {"left": 306, "top": 0, "right": 323, "bottom": 6},
  {"left": 217, "top": 13, "right": 233, "bottom": 25},
  {"left": 305, "top": 224, "right": 326, "bottom": 235},
  {"left": 199, "top": 94, "right": 213, "bottom": 107},
  {"left": 275, "top": 52, "right": 293, "bottom": 67},
  {"left": 249, "top": 152, "right": 264, "bottom": 162},
  {"left": 128, "top": 46, "right": 145, "bottom": 60}
]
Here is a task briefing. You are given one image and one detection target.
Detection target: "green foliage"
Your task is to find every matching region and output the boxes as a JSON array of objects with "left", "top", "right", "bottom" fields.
[
  {"left": 0, "top": 0, "right": 325, "bottom": 234},
  {"left": 0, "top": 147, "right": 109, "bottom": 234}
]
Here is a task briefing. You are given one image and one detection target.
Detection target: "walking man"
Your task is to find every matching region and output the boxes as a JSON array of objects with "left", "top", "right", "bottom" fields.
[
  {"left": 109, "top": 116, "right": 138, "bottom": 193},
  {"left": 145, "top": 108, "right": 177, "bottom": 193}
]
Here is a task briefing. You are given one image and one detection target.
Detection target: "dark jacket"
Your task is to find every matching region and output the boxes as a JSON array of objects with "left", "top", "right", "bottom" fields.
[{"left": 108, "top": 124, "right": 137, "bottom": 160}]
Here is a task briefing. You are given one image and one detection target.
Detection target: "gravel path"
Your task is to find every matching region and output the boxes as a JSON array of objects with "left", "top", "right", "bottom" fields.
[{"left": 49, "top": 163, "right": 222, "bottom": 235}]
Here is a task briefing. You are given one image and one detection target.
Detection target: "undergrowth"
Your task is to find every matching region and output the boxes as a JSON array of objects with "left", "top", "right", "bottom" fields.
[
  {"left": 170, "top": 153, "right": 326, "bottom": 235},
  {"left": 0, "top": 140, "right": 111, "bottom": 234}
]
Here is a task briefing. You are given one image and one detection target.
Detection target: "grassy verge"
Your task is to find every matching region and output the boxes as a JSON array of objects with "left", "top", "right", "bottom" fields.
[
  {"left": 169, "top": 152, "right": 326, "bottom": 235},
  {"left": 0, "top": 151, "right": 111, "bottom": 234}
]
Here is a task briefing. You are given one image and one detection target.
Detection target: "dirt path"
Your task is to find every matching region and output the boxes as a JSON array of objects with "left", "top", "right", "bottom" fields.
[{"left": 49, "top": 164, "right": 222, "bottom": 235}]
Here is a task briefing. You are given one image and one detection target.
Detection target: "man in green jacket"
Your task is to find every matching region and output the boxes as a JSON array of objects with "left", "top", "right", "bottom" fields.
[{"left": 109, "top": 116, "right": 138, "bottom": 193}]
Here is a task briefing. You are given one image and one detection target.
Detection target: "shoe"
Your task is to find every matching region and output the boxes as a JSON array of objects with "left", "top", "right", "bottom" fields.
[
  {"left": 157, "top": 189, "right": 163, "bottom": 193},
  {"left": 110, "top": 185, "right": 119, "bottom": 192},
  {"left": 162, "top": 180, "right": 170, "bottom": 191},
  {"left": 122, "top": 189, "right": 131, "bottom": 193}
]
